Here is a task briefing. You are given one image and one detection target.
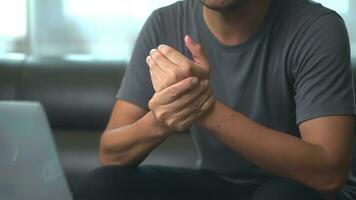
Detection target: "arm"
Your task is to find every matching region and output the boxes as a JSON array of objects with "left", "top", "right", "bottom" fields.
[
  {"left": 148, "top": 34, "right": 354, "bottom": 194},
  {"left": 198, "top": 102, "right": 354, "bottom": 193},
  {"left": 100, "top": 77, "right": 214, "bottom": 166},
  {"left": 99, "top": 5, "right": 218, "bottom": 166},
  {"left": 99, "top": 100, "right": 168, "bottom": 166}
]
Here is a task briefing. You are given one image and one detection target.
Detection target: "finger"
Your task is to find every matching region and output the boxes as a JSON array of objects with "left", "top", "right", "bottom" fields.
[
  {"left": 195, "top": 85, "right": 213, "bottom": 110},
  {"left": 146, "top": 56, "right": 167, "bottom": 91},
  {"left": 146, "top": 56, "right": 157, "bottom": 78},
  {"left": 172, "top": 79, "right": 209, "bottom": 111},
  {"left": 197, "top": 94, "right": 216, "bottom": 118},
  {"left": 146, "top": 55, "right": 167, "bottom": 81},
  {"left": 184, "top": 35, "right": 209, "bottom": 67},
  {"left": 174, "top": 80, "right": 212, "bottom": 116},
  {"left": 146, "top": 55, "right": 154, "bottom": 68},
  {"left": 149, "top": 49, "right": 168, "bottom": 73},
  {"left": 156, "top": 81, "right": 207, "bottom": 128},
  {"left": 169, "top": 91, "right": 203, "bottom": 120},
  {"left": 150, "top": 69, "right": 163, "bottom": 91},
  {"left": 146, "top": 55, "right": 164, "bottom": 75},
  {"left": 174, "top": 111, "right": 200, "bottom": 132},
  {"left": 157, "top": 44, "right": 193, "bottom": 67},
  {"left": 146, "top": 52, "right": 166, "bottom": 75},
  {"left": 157, "top": 77, "right": 199, "bottom": 104},
  {"left": 171, "top": 83, "right": 212, "bottom": 120},
  {"left": 168, "top": 86, "right": 212, "bottom": 132},
  {"left": 151, "top": 48, "right": 178, "bottom": 73},
  {"left": 185, "top": 35, "right": 210, "bottom": 79}
]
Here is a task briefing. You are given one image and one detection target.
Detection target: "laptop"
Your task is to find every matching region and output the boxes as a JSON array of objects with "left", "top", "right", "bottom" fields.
[{"left": 0, "top": 101, "right": 72, "bottom": 200}]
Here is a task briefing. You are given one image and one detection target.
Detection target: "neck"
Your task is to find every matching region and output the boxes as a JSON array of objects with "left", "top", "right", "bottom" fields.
[{"left": 203, "top": 0, "right": 271, "bottom": 46}]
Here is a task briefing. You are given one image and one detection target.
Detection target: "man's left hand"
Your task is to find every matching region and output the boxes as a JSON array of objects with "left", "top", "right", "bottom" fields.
[{"left": 146, "top": 35, "right": 211, "bottom": 92}]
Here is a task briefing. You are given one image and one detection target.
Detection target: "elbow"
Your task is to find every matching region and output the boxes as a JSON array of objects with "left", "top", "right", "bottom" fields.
[
  {"left": 99, "top": 139, "right": 140, "bottom": 167},
  {"left": 99, "top": 148, "right": 139, "bottom": 167},
  {"left": 99, "top": 154, "right": 124, "bottom": 167},
  {"left": 318, "top": 174, "right": 348, "bottom": 193},
  {"left": 98, "top": 149, "right": 116, "bottom": 166},
  {"left": 307, "top": 169, "right": 348, "bottom": 193},
  {"left": 99, "top": 132, "right": 114, "bottom": 166},
  {"left": 98, "top": 143, "right": 126, "bottom": 167},
  {"left": 98, "top": 133, "right": 125, "bottom": 167}
]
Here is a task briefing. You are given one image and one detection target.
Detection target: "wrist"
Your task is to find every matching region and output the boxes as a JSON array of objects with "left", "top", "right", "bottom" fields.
[
  {"left": 144, "top": 112, "right": 172, "bottom": 137},
  {"left": 197, "top": 101, "right": 237, "bottom": 132}
]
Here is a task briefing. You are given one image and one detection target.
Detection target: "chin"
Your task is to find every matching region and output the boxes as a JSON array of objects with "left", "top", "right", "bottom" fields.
[{"left": 200, "top": 0, "right": 243, "bottom": 11}]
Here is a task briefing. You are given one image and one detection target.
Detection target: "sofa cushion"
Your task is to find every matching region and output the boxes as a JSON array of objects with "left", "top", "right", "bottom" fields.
[
  {"left": 16, "top": 56, "right": 125, "bottom": 130},
  {"left": 0, "top": 56, "right": 24, "bottom": 100}
]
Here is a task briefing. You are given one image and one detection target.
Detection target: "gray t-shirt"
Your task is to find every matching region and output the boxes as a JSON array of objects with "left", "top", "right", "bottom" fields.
[{"left": 117, "top": 0, "right": 356, "bottom": 197}]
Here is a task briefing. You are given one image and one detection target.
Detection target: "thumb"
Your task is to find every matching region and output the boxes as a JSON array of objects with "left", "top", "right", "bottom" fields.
[{"left": 185, "top": 35, "right": 209, "bottom": 68}]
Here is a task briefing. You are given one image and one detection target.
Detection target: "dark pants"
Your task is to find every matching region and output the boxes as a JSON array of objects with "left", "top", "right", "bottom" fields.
[{"left": 73, "top": 165, "right": 323, "bottom": 200}]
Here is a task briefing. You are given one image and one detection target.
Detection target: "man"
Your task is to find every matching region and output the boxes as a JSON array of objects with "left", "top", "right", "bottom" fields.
[{"left": 74, "top": 0, "right": 356, "bottom": 199}]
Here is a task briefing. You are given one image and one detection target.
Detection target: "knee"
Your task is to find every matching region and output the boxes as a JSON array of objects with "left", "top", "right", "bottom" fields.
[
  {"left": 73, "top": 165, "right": 139, "bottom": 200},
  {"left": 251, "top": 178, "right": 323, "bottom": 200}
]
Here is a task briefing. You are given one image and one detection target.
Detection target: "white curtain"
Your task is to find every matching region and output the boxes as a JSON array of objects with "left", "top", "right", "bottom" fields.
[{"left": 0, "top": 0, "right": 355, "bottom": 60}]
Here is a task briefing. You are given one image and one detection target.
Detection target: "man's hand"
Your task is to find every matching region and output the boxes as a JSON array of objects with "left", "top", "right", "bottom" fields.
[
  {"left": 148, "top": 76, "right": 215, "bottom": 132},
  {"left": 146, "top": 35, "right": 210, "bottom": 92}
]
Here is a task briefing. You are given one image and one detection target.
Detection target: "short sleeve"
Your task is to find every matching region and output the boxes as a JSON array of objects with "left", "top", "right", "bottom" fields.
[
  {"left": 116, "top": 11, "right": 163, "bottom": 110},
  {"left": 293, "top": 13, "right": 356, "bottom": 124}
]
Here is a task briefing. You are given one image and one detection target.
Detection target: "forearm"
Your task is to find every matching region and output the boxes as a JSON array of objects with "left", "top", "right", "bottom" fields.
[
  {"left": 198, "top": 101, "right": 347, "bottom": 193},
  {"left": 100, "top": 112, "right": 169, "bottom": 166}
]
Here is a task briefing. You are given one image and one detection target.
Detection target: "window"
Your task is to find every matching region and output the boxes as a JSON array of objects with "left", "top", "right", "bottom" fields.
[
  {"left": 314, "top": 0, "right": 356, "bottom": 58},
  {"left": 0, "top": 0, "right": 355, "bottom": 60},
  {"left": 0, "top": 0, "right": 26, "bottom": 55},
  {"left": 28, "top": 0, "right": 177, "bottom": 60},
  {"left": 315, "top": 0, "right": 349, "bottom": 13},
  {"left": 0, "top": 0, "right": 178, "bottom": 61}
]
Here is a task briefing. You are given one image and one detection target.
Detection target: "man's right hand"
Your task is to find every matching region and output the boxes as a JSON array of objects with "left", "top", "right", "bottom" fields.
[{"left": 149, "top": 76, "right": 215, "bottom": 132}]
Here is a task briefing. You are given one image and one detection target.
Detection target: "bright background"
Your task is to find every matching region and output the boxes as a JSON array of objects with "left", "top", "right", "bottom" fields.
[{"left": 0, "top": 0, "right": 355, "bottom": 61}]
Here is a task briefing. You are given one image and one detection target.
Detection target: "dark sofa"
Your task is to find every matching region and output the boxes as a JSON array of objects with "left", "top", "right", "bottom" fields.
[
  {"left": 0, "top": 56, "right": 197, "bottom": 190},
  {"left": 0, "top": 55, "right": 355, "bottom": 191}
]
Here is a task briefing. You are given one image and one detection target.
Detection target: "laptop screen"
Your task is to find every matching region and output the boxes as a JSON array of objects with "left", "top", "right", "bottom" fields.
[{"left": 0, "top": 102, "right": 72, "bottom": 200}]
